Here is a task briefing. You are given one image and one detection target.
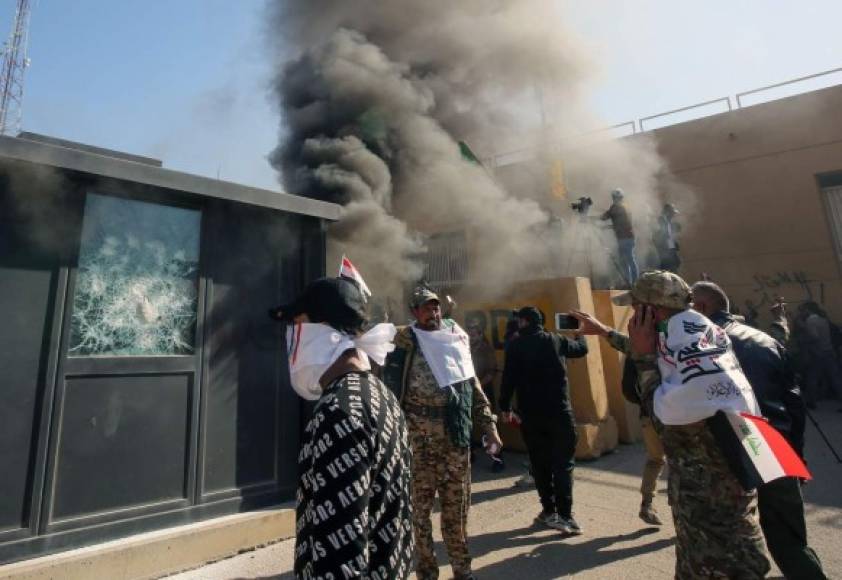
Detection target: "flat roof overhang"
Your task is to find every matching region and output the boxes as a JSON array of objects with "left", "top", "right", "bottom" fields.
[{"left": 0, "top": 135, "right": 341, "bottom": 221}]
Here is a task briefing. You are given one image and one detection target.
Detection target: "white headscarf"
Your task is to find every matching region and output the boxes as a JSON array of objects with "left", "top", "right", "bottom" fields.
[{"left": 286, "top": 322, "right": 396, "bottom": 400}]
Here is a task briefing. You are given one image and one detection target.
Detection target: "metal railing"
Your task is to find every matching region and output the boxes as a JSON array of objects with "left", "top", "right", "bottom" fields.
[
  {"left": 736, "top": 66, "right": 842, "bottom": 108},
  {"left": 489, "top": 65, "right": 842, "bottom": 166},
  {"left": 638, "top": 96, "right": 732, "bottom": 132}
]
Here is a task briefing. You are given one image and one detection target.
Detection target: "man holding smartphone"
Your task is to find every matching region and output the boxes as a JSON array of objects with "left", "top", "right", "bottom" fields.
[{"left": 499, "top": 306, "right": 588, "bottom": 534}]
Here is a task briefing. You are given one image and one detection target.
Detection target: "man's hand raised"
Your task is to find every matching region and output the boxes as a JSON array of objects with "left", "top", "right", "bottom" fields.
[
  {"left": 569, "top": 309, "right": 612, "bottom": 337},
  {"left": 629, "top": 305, "right": 657, "bottom": 356}
]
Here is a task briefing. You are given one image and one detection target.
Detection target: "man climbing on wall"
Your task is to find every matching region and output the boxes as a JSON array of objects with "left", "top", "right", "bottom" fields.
[{"left": 601, "top": 188, "right": 639, "bottom": 284}]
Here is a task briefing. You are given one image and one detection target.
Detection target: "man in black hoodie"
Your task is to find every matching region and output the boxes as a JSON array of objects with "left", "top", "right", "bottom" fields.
[{"left": 500, "top": 306, "right": 588, "bottom": 534}]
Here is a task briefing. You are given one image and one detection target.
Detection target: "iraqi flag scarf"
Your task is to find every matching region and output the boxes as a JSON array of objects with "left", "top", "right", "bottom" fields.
[{"left": 707, "top": 410, "right": 811, "bottom": 490}]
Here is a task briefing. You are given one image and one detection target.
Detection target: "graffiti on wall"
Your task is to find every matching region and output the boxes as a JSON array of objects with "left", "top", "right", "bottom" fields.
[
  {"left": 736, "top": 270, "right": 826, "bottom": 325},
  {"left": 749, "top": 270, "right": 824, "bottom": 307}
]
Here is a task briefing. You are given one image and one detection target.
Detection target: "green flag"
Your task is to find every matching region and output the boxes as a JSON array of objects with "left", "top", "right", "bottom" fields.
[{"left": 458, "top": 141, "right": 483, "bottom": 166}]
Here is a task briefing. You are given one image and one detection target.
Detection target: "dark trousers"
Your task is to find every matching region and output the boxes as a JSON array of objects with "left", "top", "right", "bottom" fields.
[
  {"left": 804, "top": 350, "right": 842, "bottom": 404},
  {"left": 758, "top": 477, "right": 826, "bottom": 580},
  {"left": 658, "top": 248, "right": 681, "bottom": 273},
  {"left": 520, "top": 413, "right": 577, "bottom": 517}
]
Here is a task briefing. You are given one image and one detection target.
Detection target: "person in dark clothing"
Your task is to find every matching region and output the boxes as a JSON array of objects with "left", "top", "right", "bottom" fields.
[
  {"left": 601, "top": 188, "right": 638, "bottom": 284},
  {"left": 499, "top": 306, "right": 588, "bottom": 535},
  {"left": 692, "top": 281, "right": 826, "bottom": 580},
  {"left": 768, "top": 299, "right": 790, "bottom": 345},
  {"left": 652, "top": 203, "right": 681, "bottom": 273},
  {"left": 278, "top": 277, "right": 414, "bottom": 580}
]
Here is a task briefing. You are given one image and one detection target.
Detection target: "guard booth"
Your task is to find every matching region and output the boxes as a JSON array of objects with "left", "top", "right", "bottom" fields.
[{"left": 0, "top": 133, "right": 339, "bottom": 564}]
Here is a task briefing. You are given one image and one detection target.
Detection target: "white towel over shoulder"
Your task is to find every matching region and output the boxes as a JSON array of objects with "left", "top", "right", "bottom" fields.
[
  {"left": 654, "top": 310, "right": 760, "bottom": 425},
  {"left": 413, "top": 322, "right": 476, "bottom": 389}
]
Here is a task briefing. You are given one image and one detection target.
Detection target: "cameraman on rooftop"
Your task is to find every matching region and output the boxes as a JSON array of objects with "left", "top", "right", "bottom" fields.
[{"left": 601, "top": 188, "right": 639, "bottom": 284}]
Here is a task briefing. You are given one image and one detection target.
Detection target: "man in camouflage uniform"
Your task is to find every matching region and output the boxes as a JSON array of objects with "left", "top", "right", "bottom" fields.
[
  {"left": 572, "top": 271, "right": 770, "bottom": 579},
  {"left": 383, "top": 287, "right": 502, "bottom": 580}
]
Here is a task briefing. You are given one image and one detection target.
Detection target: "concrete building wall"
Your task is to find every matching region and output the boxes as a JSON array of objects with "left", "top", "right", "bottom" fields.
[{"left": 634, "top": 84, "right": 842, "bottom": 327}]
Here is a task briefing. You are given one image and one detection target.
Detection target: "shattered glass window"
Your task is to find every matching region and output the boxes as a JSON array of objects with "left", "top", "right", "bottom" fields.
[{"left": 69, "top": 194, "right": 201, "bottom": 356}]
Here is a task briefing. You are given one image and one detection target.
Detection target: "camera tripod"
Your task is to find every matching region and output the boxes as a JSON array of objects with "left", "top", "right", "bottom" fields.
[{"left": 562, "top": 214, "right": 630, "bottom": 289}]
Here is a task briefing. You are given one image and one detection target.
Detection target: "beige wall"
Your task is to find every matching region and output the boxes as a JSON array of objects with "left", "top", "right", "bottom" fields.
[
  {"left": 632, "top": 84, "right": 842, "bottom": 328},
  {"left": 456, "top": 277, "right": 618, "bottom": 459},
  {"left": 593, "top": 290, "right": 641, "bottom": 443}
]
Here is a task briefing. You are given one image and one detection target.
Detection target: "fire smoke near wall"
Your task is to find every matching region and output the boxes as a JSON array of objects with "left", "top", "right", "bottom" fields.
[{"left": 268, "top": 1, "right": 690, "bottom": 297}]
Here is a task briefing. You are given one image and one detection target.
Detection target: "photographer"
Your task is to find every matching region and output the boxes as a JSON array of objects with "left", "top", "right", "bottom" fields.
[
  {"left": 601, "top": 188, "right": 639, "bottom": 283},
  {"left": 500, "top": 307, "right": 588, "bottom": 535}
]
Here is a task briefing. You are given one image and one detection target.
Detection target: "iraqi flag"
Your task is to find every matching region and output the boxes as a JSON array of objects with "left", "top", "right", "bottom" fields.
[
  {"left": 338, "top": 255, "right": 372, "bottom": 300},
  {"left": 707, "top": 410, "right": 811, "bottom": 491}
]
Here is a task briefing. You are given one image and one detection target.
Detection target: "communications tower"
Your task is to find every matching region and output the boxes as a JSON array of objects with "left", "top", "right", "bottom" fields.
[{"left": 0, "top": 0, "right": 32, "bottom": 135}]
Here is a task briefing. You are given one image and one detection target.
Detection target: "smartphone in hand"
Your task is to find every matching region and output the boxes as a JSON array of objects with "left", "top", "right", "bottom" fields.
[{"left": 555, "top": 312, "right": 580, "bottom": 331}]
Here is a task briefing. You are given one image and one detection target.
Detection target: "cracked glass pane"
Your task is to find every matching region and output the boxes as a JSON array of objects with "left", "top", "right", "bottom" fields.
[{"left": 69, "top": 194, "right": 201, "bottom": 356}]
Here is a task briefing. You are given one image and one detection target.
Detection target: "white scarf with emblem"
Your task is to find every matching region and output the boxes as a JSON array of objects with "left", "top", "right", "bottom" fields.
[
  {"left": 413, "top": 322, "right": 476, "bottom": 389},
  {"left": 654, "top": 309, "right": 760, "bottom": 425}
]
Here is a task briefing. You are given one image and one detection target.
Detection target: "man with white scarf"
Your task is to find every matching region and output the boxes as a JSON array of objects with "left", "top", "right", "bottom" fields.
[
  {"left": 383, "top": 287, "right": 502, "bottom": 580},
  {"left": 571, "top": 271, "right": 770, "bottom": 579},
  {"left": 275, "top": 277, "right": 414, "bottom": 579}
]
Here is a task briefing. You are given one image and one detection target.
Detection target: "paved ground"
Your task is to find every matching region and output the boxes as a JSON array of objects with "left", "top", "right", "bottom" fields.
[{"left": 167, "top": 405, "right": 842, "bottom": 580}]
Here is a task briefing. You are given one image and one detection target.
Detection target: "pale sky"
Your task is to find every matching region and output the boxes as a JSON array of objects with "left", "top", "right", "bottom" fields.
[{"left": 12, "top": 1, "right": 842, "bottom": 191}]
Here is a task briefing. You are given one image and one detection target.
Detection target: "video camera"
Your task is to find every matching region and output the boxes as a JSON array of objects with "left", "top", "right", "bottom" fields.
[{"left": 570, "top": 196, "right": 593, "bottom": 215}]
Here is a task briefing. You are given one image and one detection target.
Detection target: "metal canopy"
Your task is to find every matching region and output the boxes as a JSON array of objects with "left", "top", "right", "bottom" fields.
[{"left": 0, "top": 134, "right": 341, "bottom": 220}]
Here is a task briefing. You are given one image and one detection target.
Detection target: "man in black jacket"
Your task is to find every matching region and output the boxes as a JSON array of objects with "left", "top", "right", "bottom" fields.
[
  {"left": 691, "top": 281, "right": 826, "bottom": 580},
  {"left": 500, "top": 306, "right": 588, "bottom": 534}
]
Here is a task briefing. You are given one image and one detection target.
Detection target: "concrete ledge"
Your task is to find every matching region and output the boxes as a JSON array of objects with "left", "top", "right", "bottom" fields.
[
  {"left": 0, "top": 507, "right": 295, "bottom": 580},
  {"left": 576, "top": 416, "right": 619, "bottom": 460}
]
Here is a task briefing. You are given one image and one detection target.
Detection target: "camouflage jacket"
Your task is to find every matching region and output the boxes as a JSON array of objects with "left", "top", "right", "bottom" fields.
[{"left": 383, "top": 323, "right": 497, "bottom": 447}]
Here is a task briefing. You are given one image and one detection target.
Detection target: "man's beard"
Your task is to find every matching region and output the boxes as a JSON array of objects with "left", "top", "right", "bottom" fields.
[{"left": 417, "top": 318, "right": 441, "bottom": 331}]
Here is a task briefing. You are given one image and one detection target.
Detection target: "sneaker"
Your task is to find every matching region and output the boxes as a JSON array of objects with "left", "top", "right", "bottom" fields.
[
  {"left": 544, "top": 513, "right": 570, "bottom": 532},
  {"left": 559, "top": 516, "right": 583, "bottom": 535},
  {"left": 639, "top": 503, "right": 663, "bottom": 526},
  {"left": 514, "top": 473, "right": 535, "bottom": 487},
  {"left": 534, "top": 509, "right": 555, "bottom": 525}
]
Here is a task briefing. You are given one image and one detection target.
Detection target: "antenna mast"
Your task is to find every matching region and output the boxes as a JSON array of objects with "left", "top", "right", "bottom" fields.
[{"left": 0, "top": 0, "right": 32, "bottom": 135}]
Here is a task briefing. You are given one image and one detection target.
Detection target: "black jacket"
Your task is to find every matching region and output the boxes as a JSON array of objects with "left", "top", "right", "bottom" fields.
[
  {"left": 499, "top": 324, "right": 588, "bottom": 419},
  {"left": 710, "top": 311, "right": 806, "bottom": 456}
]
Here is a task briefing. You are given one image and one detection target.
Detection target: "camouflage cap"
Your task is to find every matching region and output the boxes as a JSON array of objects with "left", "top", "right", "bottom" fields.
[
  {"left": 410, "top": 286, "right": 440, "bottom": 308},
  {"left": 612, "top": 270, "right": 691, "bottom": 309}
]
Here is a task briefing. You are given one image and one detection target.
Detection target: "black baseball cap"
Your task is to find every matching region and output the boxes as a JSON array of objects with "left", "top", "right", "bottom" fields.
[
  {"left": 516, "top": 306, "right": 543, "bottom": 326},
  {"left": 269, "top": 277, "right": 367, "bottom": 334}
]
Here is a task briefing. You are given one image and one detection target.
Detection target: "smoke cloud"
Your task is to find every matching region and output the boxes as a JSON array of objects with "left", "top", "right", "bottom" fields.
[{"left": 268, "top": 1, "right": 690, "bottom": 299}]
